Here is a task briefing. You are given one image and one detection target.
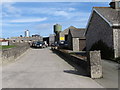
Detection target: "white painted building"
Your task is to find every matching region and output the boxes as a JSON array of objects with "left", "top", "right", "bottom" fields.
[
  {"left": 25, "top": 30, "right": 30, "bottom": 37},
  {"left": 0, "top": 40, "right": 9, "bottom": 46}
]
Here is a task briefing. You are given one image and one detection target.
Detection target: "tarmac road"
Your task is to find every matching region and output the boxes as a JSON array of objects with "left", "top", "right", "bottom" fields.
[{"left": 2, "top": 48, "right": 103, "bottom": 88}]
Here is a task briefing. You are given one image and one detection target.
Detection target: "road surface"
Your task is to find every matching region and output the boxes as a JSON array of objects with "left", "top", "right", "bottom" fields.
[{"left": 2, "top": 48, "right": 103, "bottom": 88}]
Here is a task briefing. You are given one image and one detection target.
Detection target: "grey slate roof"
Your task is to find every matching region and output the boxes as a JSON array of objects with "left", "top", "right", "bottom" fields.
[
  {"left": 60, "top": 26, "right": 79, "bottom": 36},
  {"left": 70, "top": 29, "right": 85, "bottom": 38},
  {"left": 60, "top": 26, "right": 77, "bottom": 34},
  {"left": 94, "top": 7, "right": 120, "bottom": 26},
  {"left": 64, "top": 26, "right": 77, "bottom": 31}
]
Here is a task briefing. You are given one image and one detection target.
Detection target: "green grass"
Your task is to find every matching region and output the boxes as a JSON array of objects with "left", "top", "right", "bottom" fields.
[{"left": 0, "top": 45, "right": 16, "bottom": 49}]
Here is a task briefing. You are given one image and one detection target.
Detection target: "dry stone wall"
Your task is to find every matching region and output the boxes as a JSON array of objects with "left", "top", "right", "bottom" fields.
[
  {"left": 1, "top": 43, "right": 30, "bottom": 65},
  {"left": 54, "top": 49, "right": 102, "bottom": 79}
]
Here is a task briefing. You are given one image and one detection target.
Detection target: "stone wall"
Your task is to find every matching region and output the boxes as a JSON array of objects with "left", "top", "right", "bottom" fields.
[
  {"left": 68, "top": 33, "right": 86, "bottom": 51},
  {"left": 73, "top": 38, "right": 79, "bottom": 52},
  {"left": 86, "top": 11, "right": 114, "bottom": 51},
  {"left": 0, "top": 51, "right": 2, "bottom": 65},
  {"left": 53, "top": 49, "right": 102, "bottom": 78},
  {"left": 54, "top": 49, "right": 88, "bottom": 73},
  {"left": 118, "top": 29, "right": 120, "bottom": 57},
  {"left": 113, "top": 29, "right": 120, "bottom": 58},
  {"left": 1, "top": 43, "right": 30, "bottom": 65}
]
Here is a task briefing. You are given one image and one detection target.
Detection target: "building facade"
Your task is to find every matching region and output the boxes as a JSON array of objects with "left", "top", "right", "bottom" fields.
[
  {"left": 85, "top": 0, "right": 120, "bottom": 58},
  {"left": 68, "top": 29, "right": 86, "bottom": 52},
  {"left": 0, "top": 39, "right": 9, "bottom": 46},
  {"left": 59, "top": 26, "right": 77, "bottom": 42},
  {"left": 49, "top": 34, "right": 55, "bottom": 46},
  {"left": 54, "top": 26, "right": 78, "bottom": 43},
  {"left": 9, "top": 36, "right": 43, "bottom": 45}
]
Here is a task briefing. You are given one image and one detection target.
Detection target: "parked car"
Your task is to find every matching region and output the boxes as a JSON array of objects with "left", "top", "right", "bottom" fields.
[
  {"left": 51, "top": 42, "right": 59, "bottom": 47},
  {"left": 51, "top": 42, "right": 59, "bottom": 50},
  {"left": 31, "top": 41, "right": 46, "bottom": 48},
  {"left": 59, "top": 41, "right": 68, "bottom": 49}
]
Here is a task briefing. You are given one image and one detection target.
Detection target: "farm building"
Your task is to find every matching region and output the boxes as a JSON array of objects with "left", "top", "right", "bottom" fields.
[
  {"left": 85, "top": 0, "right": 120, "bottom": 58},
  {"left": 68, "top": 28, "right": 86, "bottom": 52}
]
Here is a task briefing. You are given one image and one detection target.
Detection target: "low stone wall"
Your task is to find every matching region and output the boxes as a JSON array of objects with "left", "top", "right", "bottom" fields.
[
  {"left": 59, "top": 49, "right": 88, "bottom": 71},
  {"left": 1, "top": 43, "right": 30, "bottom": 65},
  {"left": 53, "top": 49, "right": 102, "bottom": 79},
  {"left": 0, "top": 51, "right": 2, "bottom": 65}
]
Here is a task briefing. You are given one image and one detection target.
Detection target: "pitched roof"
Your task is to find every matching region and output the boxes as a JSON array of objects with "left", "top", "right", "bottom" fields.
[
  {"left": 66, "top": 26, "right": 77, "bottom": 30},
  {"left": 69, "top": 28, "right": 85, "bottom": 38},
  {"left": 93, "top": 7, "right": 120, "bottom": 26},
  {"left": 60, "top": 26, "right": 78, "bottom": 35}
]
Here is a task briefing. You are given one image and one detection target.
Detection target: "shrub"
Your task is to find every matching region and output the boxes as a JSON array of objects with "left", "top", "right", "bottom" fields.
[
  {"left": 90, "top": 40, "right": 114, "bottom": 59},
  {"left": 115, "top": 57, "right": 120, "bottom": 64}
]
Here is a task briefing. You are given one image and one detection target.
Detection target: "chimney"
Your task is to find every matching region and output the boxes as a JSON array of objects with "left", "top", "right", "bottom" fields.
[{"left": 109, "top": 0, "right": 120, "bottom": 10}]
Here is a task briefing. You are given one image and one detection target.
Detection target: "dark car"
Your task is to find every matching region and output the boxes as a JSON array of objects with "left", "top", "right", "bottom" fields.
[
  {"left": 32, "top": 41, "right": 45, "bottom": 48},
  {"left": 59, "top": 41, "right": 68, "bottom": 49},
  {"left": 51, "top": 42, "right": 59, "bottom": 50},
  {"left": 51, "top": 42, "right": 59, "bottom": 47}
]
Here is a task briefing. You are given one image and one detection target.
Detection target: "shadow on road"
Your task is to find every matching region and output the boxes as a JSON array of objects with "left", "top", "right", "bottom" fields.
[
  {"left": 51, "top": 49, "right": 89, "bottom": 77},
  {"left": 63, "top": 69, "right": 88, "bottom": 76},
  {"left": 30, "top": 46, "right": 44, "bottom": 49}
]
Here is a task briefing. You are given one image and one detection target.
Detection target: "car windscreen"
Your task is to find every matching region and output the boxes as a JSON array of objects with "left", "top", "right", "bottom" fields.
[{"left": 36, "top": 42, "right": 43, "bottom": 44}]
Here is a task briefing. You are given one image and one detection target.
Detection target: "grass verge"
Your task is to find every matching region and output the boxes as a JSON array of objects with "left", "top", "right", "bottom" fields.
[{"left": 0, "top": 45, "right": 16, "bottom": 49}]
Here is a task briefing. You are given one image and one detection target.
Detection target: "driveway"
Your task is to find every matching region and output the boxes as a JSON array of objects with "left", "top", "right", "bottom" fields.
[{"left": 2, "top": 48, "right": 103, "bottom": 88}]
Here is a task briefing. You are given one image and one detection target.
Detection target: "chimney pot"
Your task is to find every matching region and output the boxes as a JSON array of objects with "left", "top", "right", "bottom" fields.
[{"left": 110, "top": 0, "right": 120, "bottom": 10}]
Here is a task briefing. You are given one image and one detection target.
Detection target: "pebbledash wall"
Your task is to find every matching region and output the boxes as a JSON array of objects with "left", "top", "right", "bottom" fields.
[
  {"left": 86, "top": 11, "right": 120, "bottom": 58},
  {"left": 1, "top": 43, "right": 30, "bottom": 65}
]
